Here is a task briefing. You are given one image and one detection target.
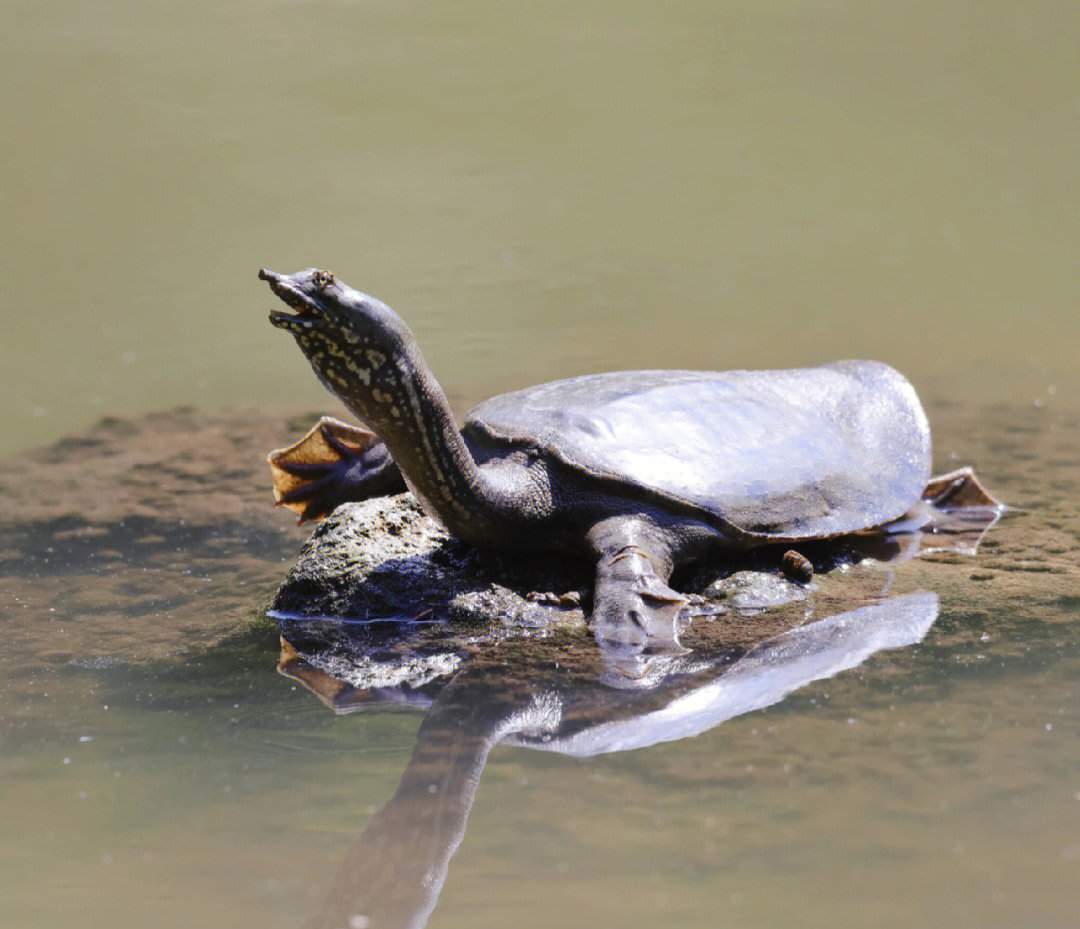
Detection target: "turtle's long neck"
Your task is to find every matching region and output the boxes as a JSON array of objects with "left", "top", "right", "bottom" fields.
[{"left": 340, "top": 342, "right": 524, "bottom": 543}]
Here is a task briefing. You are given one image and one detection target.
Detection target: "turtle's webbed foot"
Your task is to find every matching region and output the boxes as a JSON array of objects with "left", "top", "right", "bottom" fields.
[
  {"left": 921, "top": 467, "right": 1003, "bottom": 511},
  {"left": 268, "top": 416, "right": 405, "bottom": 523},
  {"left": 587, "top": 521, "right": 691, "bottom": 667}
]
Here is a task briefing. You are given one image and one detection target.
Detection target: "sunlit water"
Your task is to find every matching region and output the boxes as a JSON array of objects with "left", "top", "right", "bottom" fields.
[{"left": 3, "top": 2, "right": 1079, "bottom": 927}]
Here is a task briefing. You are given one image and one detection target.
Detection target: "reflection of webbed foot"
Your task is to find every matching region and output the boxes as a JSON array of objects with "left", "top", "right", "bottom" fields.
[{"left": 268, "top": 416, "right": 406, "bottom": 523}]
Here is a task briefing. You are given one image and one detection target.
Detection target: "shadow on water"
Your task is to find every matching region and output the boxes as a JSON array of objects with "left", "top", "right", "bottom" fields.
[{"left": 279, "top": 590, "right": 939, "bottom": 929}]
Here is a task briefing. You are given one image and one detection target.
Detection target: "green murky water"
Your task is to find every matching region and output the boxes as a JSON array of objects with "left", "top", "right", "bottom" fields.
[{"left": 3, "top": 3, "right": 1079, "bottom": 927}]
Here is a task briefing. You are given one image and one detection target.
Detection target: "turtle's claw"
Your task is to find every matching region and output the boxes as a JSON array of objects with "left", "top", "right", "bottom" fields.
[
  {"left": 270, "top": 456, "right": 339, "bottom": 479},
  {"left": 318, "top": 419, "right": 360, "bottom": 459}
]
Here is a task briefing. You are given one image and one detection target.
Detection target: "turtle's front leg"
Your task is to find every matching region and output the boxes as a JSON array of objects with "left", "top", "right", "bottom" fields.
[{"left": 586, "top": 516, "right": 690, "bottom": 657}]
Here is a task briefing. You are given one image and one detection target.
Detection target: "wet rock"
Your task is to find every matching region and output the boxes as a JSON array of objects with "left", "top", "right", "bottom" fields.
[
  {"left": 265, "top": 465, "right": 1020, "bottom": 693},
  {"left": 269, "top": 495, "right": 590, "bottom": 635},
  {"left": 270, "top": 495, "right": 830, "bottom": 692},
  {"left": 268, "top": 493, "right": 827, "bottom": 651}
]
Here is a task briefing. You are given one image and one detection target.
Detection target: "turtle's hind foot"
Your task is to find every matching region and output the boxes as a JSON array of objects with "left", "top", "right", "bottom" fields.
[{"left": 268, "top": 416, "right": 406, "bottom": 523}]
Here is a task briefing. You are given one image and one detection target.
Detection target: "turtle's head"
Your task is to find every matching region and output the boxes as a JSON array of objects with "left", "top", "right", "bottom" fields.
[{"left": 259, "top": 268, "right": 415, "bottom": 421}]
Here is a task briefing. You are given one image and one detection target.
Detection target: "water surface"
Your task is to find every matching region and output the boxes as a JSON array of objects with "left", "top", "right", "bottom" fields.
[{"left": 2, "top": 401, "right": 1077, "bottom": 929}]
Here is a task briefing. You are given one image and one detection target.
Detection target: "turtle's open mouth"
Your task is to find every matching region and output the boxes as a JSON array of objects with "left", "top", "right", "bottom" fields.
[{"left": 259, "top": 268, "right": 321, "bottom": 331}]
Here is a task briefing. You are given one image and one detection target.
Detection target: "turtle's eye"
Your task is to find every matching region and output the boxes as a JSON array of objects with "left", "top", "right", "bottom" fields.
[{"left": 313, "top": 270, "right": 335, "bottom": 289}]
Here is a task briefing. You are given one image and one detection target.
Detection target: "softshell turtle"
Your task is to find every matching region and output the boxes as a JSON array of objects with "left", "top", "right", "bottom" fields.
[{"left": 260, "top": 268, "right": 934, "bottom": 652}]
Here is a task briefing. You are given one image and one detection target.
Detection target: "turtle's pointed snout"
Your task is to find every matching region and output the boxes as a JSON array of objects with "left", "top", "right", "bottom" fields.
[{"left": 258, "top": 267, "right": 278, "bottom": 283}]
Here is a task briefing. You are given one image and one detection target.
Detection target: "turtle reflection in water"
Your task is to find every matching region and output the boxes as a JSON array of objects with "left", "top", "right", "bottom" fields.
[
  {"left": 260, "top": 267, "right": 992, "bottom": 653},
  {"left": 280, "top": 590, "right": 941, "bottom": 929}
]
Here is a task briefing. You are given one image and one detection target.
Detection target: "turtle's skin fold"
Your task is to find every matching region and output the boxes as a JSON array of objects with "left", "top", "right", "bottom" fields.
[{"left": 260, "top": 267, "right": 931, "bottom": 658}]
